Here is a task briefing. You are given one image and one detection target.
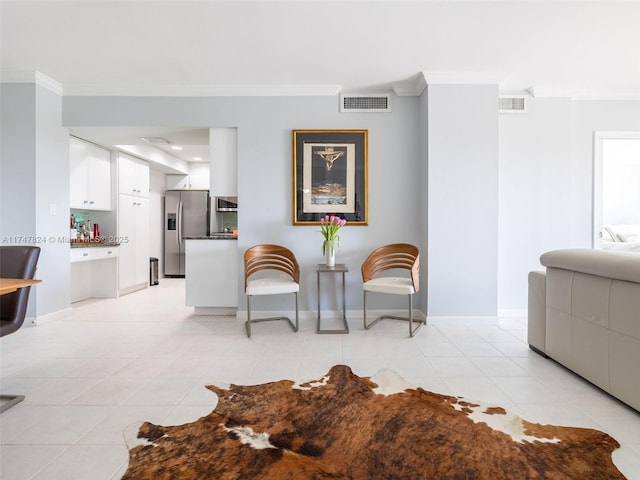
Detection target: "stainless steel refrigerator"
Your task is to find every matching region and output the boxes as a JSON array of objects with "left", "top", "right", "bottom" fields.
[{"left": 164, "top": 190, "right": 210, "bottom": 277}]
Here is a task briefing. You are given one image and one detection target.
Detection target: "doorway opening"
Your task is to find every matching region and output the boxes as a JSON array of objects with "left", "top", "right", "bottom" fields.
[{"left": 593, "top": 131, "right": 640, "bottom": 251}]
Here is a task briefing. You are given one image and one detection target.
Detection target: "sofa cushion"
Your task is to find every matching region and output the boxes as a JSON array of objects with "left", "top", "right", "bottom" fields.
[
  {"left": 571, "top": 273, "right": 610, "bottom": 328},
  {"left": 609, "top": 280, "right": 640, "bottom": 340},
  {"left": 609, "top": 331, "right": 640, "bottom": 412},
  {"left": 545, "top": 268, "right": 573, "bottom": 367}
]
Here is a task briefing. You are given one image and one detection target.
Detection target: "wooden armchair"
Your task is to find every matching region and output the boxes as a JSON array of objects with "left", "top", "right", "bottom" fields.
[
  {"left": 361, "top": 243, "right": 425, "bottom": 337},
  {"left": 244, "top": 244, "right": 300, "bottom": 338}
]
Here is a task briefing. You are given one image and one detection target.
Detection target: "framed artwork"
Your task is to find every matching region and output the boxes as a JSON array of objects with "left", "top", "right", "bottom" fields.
[{"left": 292, "top": 130, "right": 368, "bottom": 225}]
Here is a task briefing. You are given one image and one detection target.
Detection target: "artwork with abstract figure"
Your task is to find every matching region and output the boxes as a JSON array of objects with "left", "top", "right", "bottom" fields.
[
  {"left": 293, "top": 130, "right": 368, "bottom": 225},
  {"left": 313, "top": 145, "right": 346, "bottom": 204},
  {"left": 303, "top": 143, "right": 355, "bottom": 213}
]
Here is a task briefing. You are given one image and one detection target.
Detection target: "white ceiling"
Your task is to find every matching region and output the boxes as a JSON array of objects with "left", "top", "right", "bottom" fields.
[
  {"left": 3, "top": 0, "right": 640, "bottom": 164},
  {"left": 68, "top": 126, "right": 210, "bottom": 168}
]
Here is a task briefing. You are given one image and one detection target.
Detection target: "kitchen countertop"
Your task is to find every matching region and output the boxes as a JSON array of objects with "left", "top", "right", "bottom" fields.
[
  {"left": 185, "top": 234, "right": 238, "bottom": 240},
  {"left": 70, "top": 242, "right": 121, "bottom": 248}
]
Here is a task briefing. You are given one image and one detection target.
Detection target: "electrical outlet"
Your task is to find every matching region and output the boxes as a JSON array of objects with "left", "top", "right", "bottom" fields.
[{"left": 49, "top": 203, "right": 57, "bottom": 215}]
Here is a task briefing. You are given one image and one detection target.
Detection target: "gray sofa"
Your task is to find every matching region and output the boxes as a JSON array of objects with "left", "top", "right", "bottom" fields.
[{"left": 528, "top": 248, "right": 640, "bottom": 412}]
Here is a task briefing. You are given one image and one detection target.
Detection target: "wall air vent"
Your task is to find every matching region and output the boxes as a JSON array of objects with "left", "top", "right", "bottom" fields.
[
  {"left": 340, "top": 94, "right": 391, "bottom": 113},
  {"left": 498, "top": 96, "right": 527, "bottom": 114}
]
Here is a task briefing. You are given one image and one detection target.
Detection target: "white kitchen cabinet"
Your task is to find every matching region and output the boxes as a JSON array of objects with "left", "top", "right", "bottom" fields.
[
  {"left": 118, "top": 152, "right": 149, "bottom": 198},
  {"left": 70, "top": 246, "right": 119, "bottom": 263},
  {"left": 118, "top": 195, "right": 150, "bottom": 294},
  {"left": 166, "top": 172, "right": 210, "bottom": 190},
  {"left": 70, "top": 136, "right": 112, "bottom": 210},
  {"left": 166, "top": 174, "right": 191, "bottom": 190},
  {"left": 185, "top": 239, "right": 238, "bottom": 314},
  {"left": 70, "top": 246, "right": 119, "bottom": 302},
  {"left": 117, "top": 152, "right": 150, "bottom": 294}
]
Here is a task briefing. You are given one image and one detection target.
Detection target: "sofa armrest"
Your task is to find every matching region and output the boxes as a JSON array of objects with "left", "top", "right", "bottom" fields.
[
  {"left": 527, "top": 271, "right": 547, "bottom": 355},
  {"left": 540, "top": 249, "right": 640, "bottom": 284}
]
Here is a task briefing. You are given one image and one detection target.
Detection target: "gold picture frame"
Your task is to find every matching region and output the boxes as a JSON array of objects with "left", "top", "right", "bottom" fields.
[{"left": 292, "top": 130, "right": 368, "bottom": 225}]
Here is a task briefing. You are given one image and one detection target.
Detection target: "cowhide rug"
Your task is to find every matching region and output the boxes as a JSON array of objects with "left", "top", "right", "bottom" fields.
[{"left": 122, "top": 364, "right": 624, "bottom": 479}]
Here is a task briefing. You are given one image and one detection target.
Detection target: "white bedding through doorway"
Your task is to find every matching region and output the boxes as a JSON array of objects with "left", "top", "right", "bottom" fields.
[{"left": 602, "top": 224, "right": 640, "bottom": 253}]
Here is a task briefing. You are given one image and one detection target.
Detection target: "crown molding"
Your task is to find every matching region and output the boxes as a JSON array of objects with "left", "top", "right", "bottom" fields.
[
  {"left": 392, "top": 73, "right": 427, "bottom": 97},
  {"left": 423, "top": 71, "right": 508, "bottom": 86},
  {"left": 1, "top": 70, "right": 63, "bottom": 95},
  {"left": 0, "top": 72, "right": 342, "bottom": 97},
  {"left": 392, "top": 70, "right": 509, "bottom": 96},
  {"left": 524, "top": 85, "right": 640, "bottom": 100},
  {"left": 62, "top": 83, "right": 342, "bottom": 97},
  {"left": 572, "top": 91, "right": 640, "bottom": 101},
  {"left": 3, "top": 70, "right": 638, "bottom": 101}
]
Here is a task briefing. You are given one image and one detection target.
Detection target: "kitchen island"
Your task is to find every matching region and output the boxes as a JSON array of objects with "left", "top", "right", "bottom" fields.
[{"left": 184, "top": 235, "right": 238, "bottom": 315}]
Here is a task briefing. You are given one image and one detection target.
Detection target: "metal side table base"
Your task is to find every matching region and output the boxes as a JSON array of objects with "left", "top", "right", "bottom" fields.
[{"left": 316, "top": 263, "right": 349, "bottom": 334}]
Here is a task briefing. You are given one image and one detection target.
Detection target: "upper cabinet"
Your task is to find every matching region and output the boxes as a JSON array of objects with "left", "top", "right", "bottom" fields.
[
  {"left": 70, "top": 137, "right": 112, "bottom": 210},
  {"left": 118, "top": 152, "right": 149, "bottom": 198}
]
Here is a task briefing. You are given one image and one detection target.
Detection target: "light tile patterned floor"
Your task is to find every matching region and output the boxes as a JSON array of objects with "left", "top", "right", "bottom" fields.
[{"left": 1, "top": 278, "right": 639, "bottom": 479}]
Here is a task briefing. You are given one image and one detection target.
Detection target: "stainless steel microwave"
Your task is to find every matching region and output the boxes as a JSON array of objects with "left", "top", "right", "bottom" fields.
[{"left": 216, "top": 196, "right": 238, "bottom": 212}]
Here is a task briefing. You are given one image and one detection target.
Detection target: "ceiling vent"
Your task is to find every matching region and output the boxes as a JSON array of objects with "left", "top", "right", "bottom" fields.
[
  {"left": 340, "top": 94, "right": 391, "bottom": 113},
  {"left": 498, "top": 96, "right": 527, "bottom": 114},
  {"left": 141, "top": 137, "right": 171, "bottom": 145}
]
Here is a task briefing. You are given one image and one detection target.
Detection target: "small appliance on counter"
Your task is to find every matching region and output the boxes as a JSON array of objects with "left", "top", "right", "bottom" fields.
[
  {"left": 215, "top": 196, "right": 237, "bottom": 212},
  {"left": 214, "top": 196, "right": 238, "bottom": 234}
]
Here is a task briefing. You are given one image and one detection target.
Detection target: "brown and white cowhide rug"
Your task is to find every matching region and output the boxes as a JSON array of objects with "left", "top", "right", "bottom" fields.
[{"left": 122, "top": 364, "right": 624, "bottom": 479}]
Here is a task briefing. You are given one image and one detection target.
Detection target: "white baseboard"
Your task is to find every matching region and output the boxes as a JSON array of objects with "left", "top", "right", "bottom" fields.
[
  {"left": 193, "top": 307, "right": 238, "bottom": 316},
  {"left": 29, "top": 307, "right": 73, "bottom": 326},
  {"left": 426, "top": 316, "right": 499, "bottom": 324},
  {"left": 497, "top": 309, "right": 527, "bottom": 318},
  {"left": 119, "top": 283, "right": 148, "bottom": 297},
  {"left": 235, "top": 309, "right": 426, "bottom": 322}
]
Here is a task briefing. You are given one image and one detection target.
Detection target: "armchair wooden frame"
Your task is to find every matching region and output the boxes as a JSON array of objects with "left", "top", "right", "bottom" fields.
[
  {"left": 361, "top": 243, "right": 425, "bottom": 337},
  {"left": 244, "top": 244, "right": 300, "bottom": 338}
]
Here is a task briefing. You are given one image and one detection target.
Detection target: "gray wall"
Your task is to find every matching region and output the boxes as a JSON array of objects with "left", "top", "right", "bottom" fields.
[
  {"left": 497, "top": 97, "right": 573, "bottom": 313},
  {"left": 416, "top": 84, "right": 429, "bottom": 315},
  {"left": 63, "top": 94, "right": 422, "bottom": 314},
  {"left": 427, "top": 85, "right": 499, "bottom": 317},
  {"left": 1, "top": 84, "right": 36, "bottom": 241},
  {"left": 1, "top": 83, "right": 70, "bottom": 318},
  {"left": 5, "top": 80, "right": 639, "bottom": 319},
  {"left": 497, "top": 97, "right": 640, "bottom": 313}
]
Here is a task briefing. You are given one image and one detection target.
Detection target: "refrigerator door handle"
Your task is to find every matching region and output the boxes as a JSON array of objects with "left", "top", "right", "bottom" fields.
[{"left": 177, "top": 201, "right": 183, "bottom": 245}]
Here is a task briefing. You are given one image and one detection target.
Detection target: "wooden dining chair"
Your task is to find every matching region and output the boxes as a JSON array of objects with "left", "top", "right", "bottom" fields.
[
  {"left": 244, "top": 244, "right": 300, "bottom": 338},
  {"left": 1, "top": 245, "right": 41, "bottom": 412},
  {"left": 361, "top": 243, "right": 425, "bottom": 337}
]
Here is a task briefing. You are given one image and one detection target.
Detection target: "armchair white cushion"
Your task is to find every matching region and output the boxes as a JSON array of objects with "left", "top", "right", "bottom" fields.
[{"left": 246, "top": 278, "right": 299, "bottom": 296}]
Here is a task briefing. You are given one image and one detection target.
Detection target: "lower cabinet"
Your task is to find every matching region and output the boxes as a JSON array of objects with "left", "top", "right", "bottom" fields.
[
  {"left": 185, "top": 239, "right": 238, "bottom": 314},
  {"left": 70, "top": 246, "right": 119, "bottom": 303},
  {"left": 118, "top": 195, "right": 150, "bottom": 294}
]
